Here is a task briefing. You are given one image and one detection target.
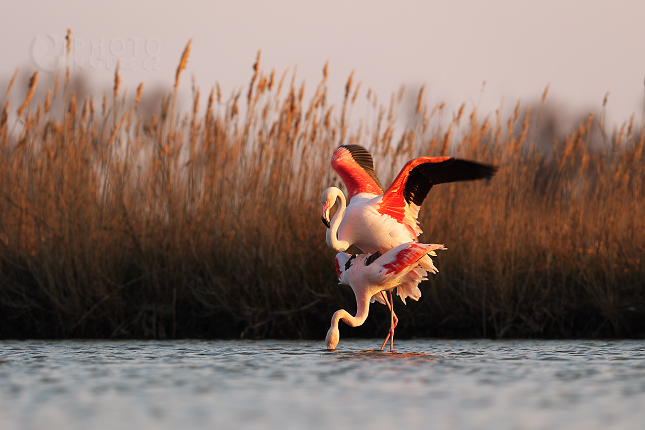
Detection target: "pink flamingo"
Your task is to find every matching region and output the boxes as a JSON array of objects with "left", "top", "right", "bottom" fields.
[
  {"left": 325, "top": 242, "right": 446, "bottom": 350},
  {"left": 321, "top": 145, "right": 497, "bottom": 254}
]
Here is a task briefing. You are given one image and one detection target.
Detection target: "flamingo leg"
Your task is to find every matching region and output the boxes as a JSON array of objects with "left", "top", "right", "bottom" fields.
[
  {"left": 388, "top": 290, "right": 395, "bottom": 351},
  {"left": 379, "top": 291, "right": 397, "bottom": 352}
]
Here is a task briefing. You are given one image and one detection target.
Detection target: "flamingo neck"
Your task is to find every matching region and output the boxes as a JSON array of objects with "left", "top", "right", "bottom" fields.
[
  {"left": 332, "top": 295, "right": 370, "bottom": 329},
  {"left": 326, "top": 190, "right": 351, "bottom": 252}
]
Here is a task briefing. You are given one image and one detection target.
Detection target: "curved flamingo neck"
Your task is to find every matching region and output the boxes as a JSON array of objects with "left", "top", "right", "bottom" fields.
[
  {"left": 332, "top": 295, "right": 370, "bottom": 329},
  {"left": 326, "top": 189, "right": 351, "bottom": 252}
]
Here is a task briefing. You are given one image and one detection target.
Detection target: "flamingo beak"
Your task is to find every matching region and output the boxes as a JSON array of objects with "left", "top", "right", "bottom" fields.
[{"left": 321, "top": 202, "right": 331, "bottom": 228}]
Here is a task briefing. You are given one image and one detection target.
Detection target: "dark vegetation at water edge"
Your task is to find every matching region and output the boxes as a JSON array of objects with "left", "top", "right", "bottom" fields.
[{"left": 1, "top": 39, "right": 644, "bottom": 340}]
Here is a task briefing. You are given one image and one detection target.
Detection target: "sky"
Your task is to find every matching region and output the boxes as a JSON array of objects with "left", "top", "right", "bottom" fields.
[{"left": 3, "top": 0, "right": 645, "bottom": 129}]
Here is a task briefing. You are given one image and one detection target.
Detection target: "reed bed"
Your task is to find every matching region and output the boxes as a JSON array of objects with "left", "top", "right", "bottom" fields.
[{"left": 0, "top": 41, "right": 643, "bottom": 339}]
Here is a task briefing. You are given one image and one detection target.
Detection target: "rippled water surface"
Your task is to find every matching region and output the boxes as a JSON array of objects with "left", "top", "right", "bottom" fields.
[{"left": 1, "top": 339, "right": 644, "bottom": 429}]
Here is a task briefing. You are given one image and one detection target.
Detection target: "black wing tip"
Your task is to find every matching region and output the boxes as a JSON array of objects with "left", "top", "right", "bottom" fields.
[
  {"left": 478, "top": 163, "right": 499, "bottom": 180},
  {"left": 403, "top": 159, "right": 499, "bottom": 206},
  {"left": 451, "top": 159, "right": 499, "bottom": 180},
  {"left": 423, "top": 158, "right": 499, "bottom": 182}
]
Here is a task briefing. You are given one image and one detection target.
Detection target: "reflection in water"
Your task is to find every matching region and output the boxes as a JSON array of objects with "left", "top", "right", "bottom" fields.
[
  {"left": 0, "top": 339, "right": 644, "bottom": 429},
  {"left": 327, "top": 349, "right": 440, "bottom": 362}
]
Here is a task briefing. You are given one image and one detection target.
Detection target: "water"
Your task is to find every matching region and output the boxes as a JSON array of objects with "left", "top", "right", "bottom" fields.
[{"left": 1, "top": 339, "right": 644, "bottom": 430}]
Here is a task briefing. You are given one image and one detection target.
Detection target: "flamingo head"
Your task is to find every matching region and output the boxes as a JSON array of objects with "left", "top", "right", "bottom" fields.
[
  {"left": 325, "top": 326, "right": 340, "bottom": 350},
  {"left": 320, "top": 187, "right": 339, "bottom": 228}
]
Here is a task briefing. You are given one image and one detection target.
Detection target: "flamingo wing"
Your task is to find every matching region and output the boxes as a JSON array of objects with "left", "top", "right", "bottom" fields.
[
  {"left": 376, "top": 243, "right": 446, "bottom": 304},
  {"left": 378, "top": 157, "right": 498, "bottom": 231},
  {"left": 378, "top": 243, "right": 434, "bottom": 275},
  {"left": 331, "top": 145, "right": 383, "bottom": 200}
]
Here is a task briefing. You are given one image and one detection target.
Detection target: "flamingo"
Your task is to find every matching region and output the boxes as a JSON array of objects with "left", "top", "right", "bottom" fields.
[
  {"left": 325, "top": 242, "right": 446, "bottom": 350},
  {"left": 321, "top": 145, "right": 496, "bottom": 349},
  {"left": 321, "top": 145, "right": 498, "bottom": 254}
]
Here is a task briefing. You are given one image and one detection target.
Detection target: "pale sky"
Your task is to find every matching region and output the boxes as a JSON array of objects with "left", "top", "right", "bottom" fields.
[{"left": 3, "top": 0, "right": 645, "bottom": 129}]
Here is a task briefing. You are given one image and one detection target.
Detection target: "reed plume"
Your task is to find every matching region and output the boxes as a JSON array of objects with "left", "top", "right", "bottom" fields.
[
  {"left": 135, "top": 83, "right": 143, "bottom": 104},
  {"left": 17, "top": 71, "right": 38, "bottom": 116},
  {"left": 114, "top": 62, "right": 121, "bottom": 100},
  {"left": 4, "top": 69, "right": 18, "bottom": 99},
  {"left": 175, "top": 39, "right": 192, "bottom": 92}
]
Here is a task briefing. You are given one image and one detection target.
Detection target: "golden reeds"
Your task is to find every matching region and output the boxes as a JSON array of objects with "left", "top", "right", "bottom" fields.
[{"left": 0, "top": 50, "right": 643, "bottom": 340}]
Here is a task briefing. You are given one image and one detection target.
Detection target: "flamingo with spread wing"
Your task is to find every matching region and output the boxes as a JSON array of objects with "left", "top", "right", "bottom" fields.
[{"left": 321, "top": 145, "right": 497, "bottom": 254}]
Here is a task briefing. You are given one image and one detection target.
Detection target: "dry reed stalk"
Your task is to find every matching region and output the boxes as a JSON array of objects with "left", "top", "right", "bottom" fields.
[
  {"left": 17, "top": 71, "right": 39, "bottom": 116},
  {"left": 455, "top": 103, "right": 465, "bottom": 123},
  {"left": 441, "top": 125, "right": 452, "bottom": 155},
  {"left": 114, "top": 62, "right": 121, "bottom": 101},
  {"left": 416, "top": 85, "right": 425, "bottom": 115},
  {"left": 64, "top": 29, "right": 72, "bottom": 90},
  {"left": 274, "top": 69, "right": 288, "bottom": 105},
  {"left": 3, "top": 69, "right": 19, "bottom": 100},
  {"left": 257, "top": 74, "right": 267, "bottom": 95},
  {"left": 206, "top": 88, "right": 214, "bottom": 117},
  {"left": 189, "top": 89, "right": 200, "bottom": 145},
  {"left": 44, "top": 90, "right": 51, "bottom": 113},
  {"left": 80, "top": 99, "right": 88, "bottom": 123},
  {"left": 351, "top": 81, "right": 362, "bottom": 105},
  {"left": 541, "top": 85, "right": 549, "bottom": 103},
  {"left": 88, "top": 97, "right": 95, "bottom": 124},
  {"left": 338, "top": 71, "right": 355, "bottom": 144},
  {"left": 516, "top": 107, "right": 530, "bottom": 154},
  {"left": 135, "top": 83, "right": 143, "bottom": 104},
  {"left": 66, "top": 29, "right": 72, "bottom": 56},
  {"left": 68, "top": 91, "right": 77, "bottom": 117},
  {"left": 345, "top": 70, "right": 354, "bottom": 100},
  {"left": 248, "top": 50, "right": 261, "bottom": 105},
  {"left": 167, "top": 39, "right": 192, "bottom": 147},
  {"left": 600, "top": 92, "right": 610, "bottom": 144},
  {"left": 0, "top": 101, "right": 9, "bottom": 128},
  {"left": 54, "top": 70, "right": 60, "bottom": 99},
  {"left": 174, "top": 39, "right": 192, "bottom": 92}
]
